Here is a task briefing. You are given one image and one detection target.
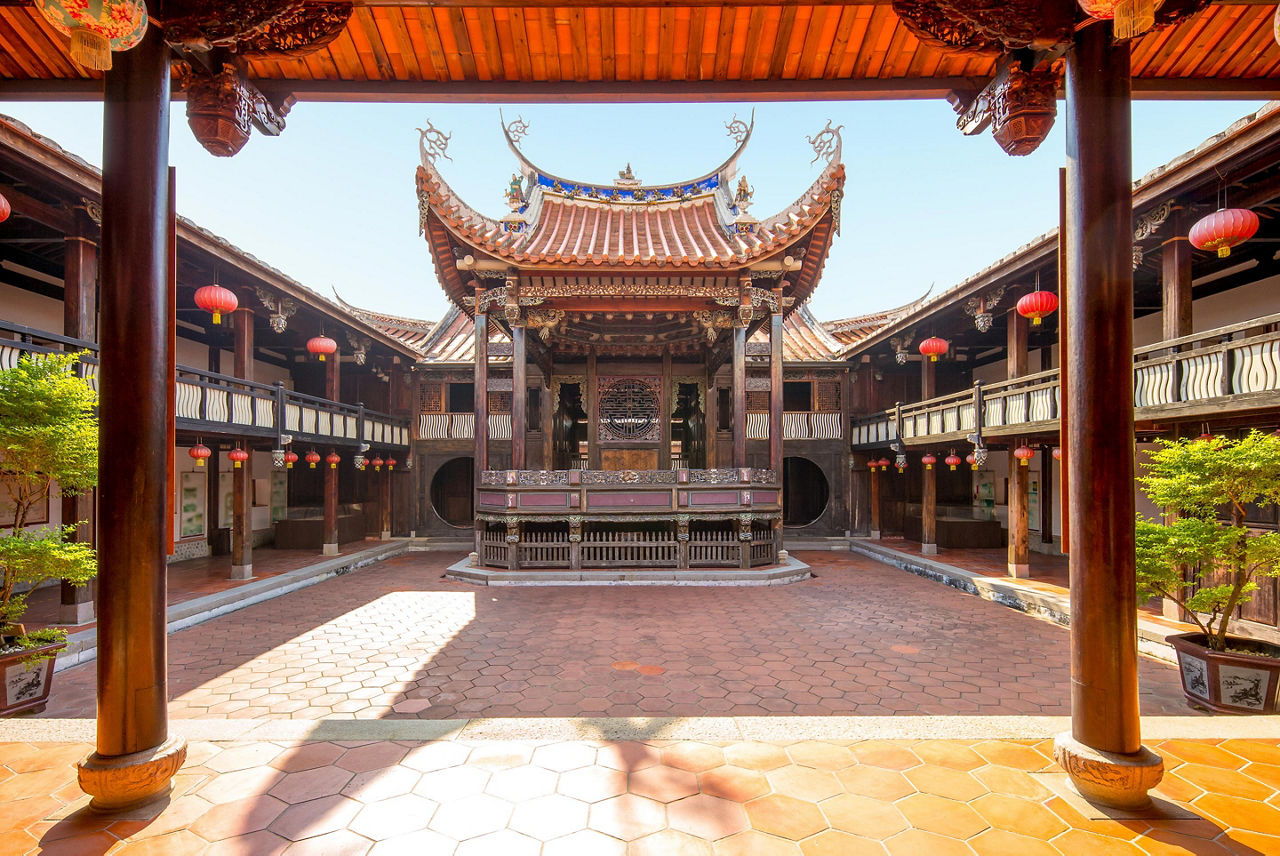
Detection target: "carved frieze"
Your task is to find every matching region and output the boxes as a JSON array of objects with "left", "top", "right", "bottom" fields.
[
  {"left": 892, "top": 0, "right": 1072, "bottom": 54},
  {"left": 237, "top": 4, "right": 352, "bottom": 57},
  {"left": 163, "top": 1, "right": 353, "bottom": 54}
]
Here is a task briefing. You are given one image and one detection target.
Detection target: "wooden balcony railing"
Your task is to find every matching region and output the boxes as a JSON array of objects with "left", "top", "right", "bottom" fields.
[
  {"left": 746, "top": 411, "right": 843, "bottom": 440},
  {"left": 851, "top": 312, "right": 1280, "bottom": 448},
  {"left": 416, "top": 412, "right": 515, "bottom": 440},
  {"left": 0, "top": 320, "right": 409, "bottom": 448}
]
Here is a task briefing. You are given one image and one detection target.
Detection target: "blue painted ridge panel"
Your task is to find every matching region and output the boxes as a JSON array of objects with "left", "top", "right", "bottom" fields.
[{"left": 535, "top": 173, "right": 719, "bottom": 200}]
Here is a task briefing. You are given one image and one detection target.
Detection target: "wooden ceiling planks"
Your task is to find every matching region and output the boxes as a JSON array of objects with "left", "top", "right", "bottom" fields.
[{"left": 0, "top": 4, "right": 1274, "bottom": 99}]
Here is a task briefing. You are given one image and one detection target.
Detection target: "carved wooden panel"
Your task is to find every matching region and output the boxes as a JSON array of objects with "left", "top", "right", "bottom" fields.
[
  {"left": 418, "top": 380, "right": 443, "bottom": 414},
  {"left": 488, "top": 391, "right": 512, "bottom": 414},
  {"left": 597, "top": 377, "right": 660, "bottom": 442},
  {"left": 816, "top": 381, "right": 842, "bottom": 413},
  {"left": 599, "top": 449, "right": 661, "bottom": 472},
  {"left": 746, "top": 391, "right": 770, "bottom": 411}
]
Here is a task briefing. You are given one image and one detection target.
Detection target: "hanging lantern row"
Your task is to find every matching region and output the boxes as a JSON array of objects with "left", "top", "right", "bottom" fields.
[
  {"left": 945, "top": 453, "right": 962, "bottom": 471},
  {"left": 1189, "top": 208, "right": 1259, "bottom": 259},
  {"left": 918, "top": 337, "right": 948, "bottom": 362},
  {"left": 284, "top": 450, "right": 299, "bottom": 469},
  {"left": 35, "top": 0, "right": 148, "bottom": 71},
  {"left": 370, "top": 456, "right": 385, "bottom": 472},
  {"left": 1016, "top": 289, "right": 1058, "bottom": 327},
  {"left": 188, "top": 443, "right": 211, "bottom": 467},
  {"left": 0, "top": 190, "right": 10, "bottom": 224},
  {"left": 308, "top": 335, "right": 338, "bottom": 362},
  {"left": 1077, "top": 0, "right": 1156, "bottom": 40},
  {"left": 228, "top": 447, "right": 249, "bottom": 469},
  {"left": 194, "top": 284, "right": 237, "bottom": 326},
  {"left": 326, "top": 452, "right": 341, "bottom": 469},
  {"left": 965, "top": 453, "right": 977, "bottom": 470},
  {"left": 305, "top": 450, "right": 321, "bottom": 469},
  {"left": 1013, "top": 445, "right": 1034, "bottom": 466},
  {"left": 921, "top": 454, "right": 936, "bottom": 471}
]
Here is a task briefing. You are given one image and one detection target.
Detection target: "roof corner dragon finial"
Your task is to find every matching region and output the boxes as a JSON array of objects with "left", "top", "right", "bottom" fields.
[
  {"left": 806, "top": 120, "right": 843, "bottom": 165},
  {"left": 725, "top": 113, "right": 751, "bottom": 145},
  {"left": 417, "top": 119, "right": 452, "bottom": 169},
  {"left": 505, "top": 114, "right": 531, "bottom": 144}
]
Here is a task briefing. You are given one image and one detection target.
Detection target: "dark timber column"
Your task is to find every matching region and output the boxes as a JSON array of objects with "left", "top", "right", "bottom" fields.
[
  {"left": 511, "top": 321, "right": 527, "bottom": 471},
  {"left": 586, "top": 347, "right": 599, "bottom": 469},
  {"left": 1041, "top": 443, "right": 1054, "bottom": 546},
  {"left": 322, "top": 354, "right": 340, "bottom": 556},
  {"left": 920, "top": 357, "right": 935, "bottom": 401},
  {"left": 921, "top": 459, "right": 937, "bottom": 555},
  {"left": 1007, "top": 309, "right": 1030, "bottom": 577},
  {"left": 769, "top": 294, "right": 783, "bottom": 476},
  {"left": 77, "top": 24, "right": 186, "bottom": 811},
  {"left": 732, "top": 328, "right": 747, "bottom": 470},
  {"left": 230, "top": 308, "right": 254, "bottom": 580},
  {"left": 869, "top": 465, "right": 882, "bottom": 539},
  {"left": 474, "top": 286, "right": 488, "bottom": 485},
  {"left": 61, "top": 216, "right": 98, "bottom": 625},
  {"left": 661, "top": 349, "right": 672, "bottom": 467},
  {"left": 1053, "top": 23, "right": 1163, "bottom": 810},
  {"left": 705, "top": 365, "right": 718, "bottom": 467},
  {"left": 1162, "top": 209, "right": 1193, "bottom": 341}
]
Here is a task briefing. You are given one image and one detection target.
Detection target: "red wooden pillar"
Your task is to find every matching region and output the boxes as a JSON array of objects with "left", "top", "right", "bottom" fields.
[
  {"left": 60, "top": 214, "right": 98, "bottom": 625},
  {"left": 921, "top": 460, "right": 937, "bottom": 555},
  {"left": 1054, "top": 22, "right": 1162, "bottom": 809},
  {"left": 732, "top": 326, "right": 747, "bottom": 470},
  {"left": 511, "top": 319, "right": 527, "bottom": 471},
  {"left": 322, "top": 353, "right": 340, "bottom": 555},
  {"left": 1007, "top": 309, "right": 1030, "bottom": 576},
  {"left": 380, "top": 466, "right": 392, "bottom": 540},
  {"left": 473, "top": 290, "right": 488, "bottom": 556},
  {"left": 769, "top": 297, "right": 784, "bottom": 476},
  {"left": 1162, "top": 210, "right": 1193, "bottom": 341},
  {"left": 869, "top": 466, "right": 882, "bottom": 540},
  {"left": 77, "top": 23, "right": 186, "bottom": 811},
  {"left": 230, "top": 307, "right": 254, "bottom": 580}
]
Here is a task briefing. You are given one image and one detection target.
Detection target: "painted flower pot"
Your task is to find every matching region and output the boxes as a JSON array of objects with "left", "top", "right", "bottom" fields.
[
  {"left": 1168, "top": 632, "right": 1280, "bottom": 714},
  {"left": 0, "top": 642, "right": 64, "bottom": 717}
]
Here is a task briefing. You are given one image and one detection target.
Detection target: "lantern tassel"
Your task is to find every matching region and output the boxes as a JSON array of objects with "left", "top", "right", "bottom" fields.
[
  {"left": 1032, "top": 316, "right": 1042, "bottom": 326},
  {"left": 69, "top": 28, "right": 113, "bottom": 71},
  {"left": 1113, "top": 0, "right": 1155, "bottom": 39},
  {"left": 1218, "top": 246, "right": 1231, "bottom": 259}
]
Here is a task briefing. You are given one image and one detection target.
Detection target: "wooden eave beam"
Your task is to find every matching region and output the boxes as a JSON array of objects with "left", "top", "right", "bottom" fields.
[{"left": 0, "top": 181, "right": 74, "bottom": 232}]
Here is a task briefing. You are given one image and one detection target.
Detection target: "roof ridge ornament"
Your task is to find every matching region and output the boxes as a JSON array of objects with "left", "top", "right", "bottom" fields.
[
  {"left": 417, "top": 120, "right": 452, "bottom": 169},
  {"left": 806, "top": 120, "right": 844, "bottom": 165},
  {"left": 505, "top": 114, "right": 530, "bottom": 145},
  {"left": 725, "top": 113, "right": 751, "bottom": 145}
]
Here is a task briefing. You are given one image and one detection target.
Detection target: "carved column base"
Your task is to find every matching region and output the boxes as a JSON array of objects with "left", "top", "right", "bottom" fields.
[
  {"left": 1053, "top": 732, "right": 1163, "bottom": 810},
  {"left": 78, "top": 735, "right": 187, "bottom": 813}
]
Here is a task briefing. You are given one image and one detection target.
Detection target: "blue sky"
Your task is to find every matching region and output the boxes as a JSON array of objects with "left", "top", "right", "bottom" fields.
[{"left": 0, "top": 98, "right": 1265, "bottom": 323}]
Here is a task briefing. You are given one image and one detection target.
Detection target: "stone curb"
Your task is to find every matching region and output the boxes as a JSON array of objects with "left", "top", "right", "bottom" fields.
[
  {"left": 53, "top": 541, "right": 412, "bottom": 674},
  {"left": 847, "top": 539, "right": 1180, "bottom": 664},
  {"left": 5, "top": 714, "right": 1274, "bottom": 744},
  {"left": 444, "top": 555, "right": 812, "bottom": 586}
]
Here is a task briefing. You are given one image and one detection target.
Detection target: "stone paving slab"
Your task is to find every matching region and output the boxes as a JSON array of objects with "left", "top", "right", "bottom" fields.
[
  {"left": 1, "top": 732, "right": 1277, "bottom": 855},
  {"left": 39, "top": 551, "right": 1192, "bottom": 720}
]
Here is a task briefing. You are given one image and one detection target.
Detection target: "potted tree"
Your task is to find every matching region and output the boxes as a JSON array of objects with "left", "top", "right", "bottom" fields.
[
  {"left": 0, "top": 351, "right": 97, "bottom": 716},
  {"left": 1136, "top": 430, "right": 1280, "bottom": 714}
]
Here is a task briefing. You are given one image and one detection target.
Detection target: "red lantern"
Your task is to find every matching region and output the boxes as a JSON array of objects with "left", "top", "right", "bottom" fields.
[
  {"left": 326, "top": 452, "right": 341, "bottom": 470},
  {"left": 1189, "top": 208, "right": 1259, "bottom": 259},
  {"left": 1017, "top": 290, "right": 1058, "bottom": 327},
  {"left": 305, "top": 450, "right": 321, "bottom": 469},
  {"left": 307, "top": 336, "right": 338, "bottom": 362},
  {"left": 35, "top": 0, "right": 148, "bottom": 71},
  {"left": 945, "top": 454, "right": 962, "bottom": 471},
  {"left": 1077, "top": 0, "right": 1156, "bottom": 38},
  {"left": 283, "top": 450, "right": 299, "bottom": 469},
  {"left": 194, "top": 284, "right": 237, "bottom": 325},
  {"left": 965, "top": 453, "right": 977, "bottom": 469},
  {"left": 876, "top": 457, "right": 891, "bottom": 472},
  {"left": 919, "top": 337, "right": 948, "bottom": 362},
  {"left": 1013, "top": 445, "right": 1034, "bottom": 466},
  {"left": 228, "top": 447, "right": 249, "bottom": 469},
  {"left": 386, "top": 458, "right": 397, "bottom": 471},
  {"left": 371, "top": 456, "right": 385, "bottom": 472},
  {"left": 921, "top": 454, "right": 937, "bottom": 470},
  {"left": 1052, "top": 446, "right": 1062, "bottom": 461},
  {"left": 189, "top": 443, "right": 211, "bottom": 467},
  {"left": 0, "top": 191, "right": 10, "bottom": 224}
]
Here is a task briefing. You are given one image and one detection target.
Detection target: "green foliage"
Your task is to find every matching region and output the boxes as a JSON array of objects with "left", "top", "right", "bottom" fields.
[
  {"left": 1137, "top": 430, "right": 1280, "bottom": 652},
  {"left": 0, "top": 352, "right": 98, "bottom": 647}
]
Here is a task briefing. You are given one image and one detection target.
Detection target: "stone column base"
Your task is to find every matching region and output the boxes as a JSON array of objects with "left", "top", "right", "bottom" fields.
[
  {"left": 380, "top": 530, "right": 391, "bottom": 540},
  {"left": 1053, "top": 732, "right": 1163, "bottom": 810},
  {"left": 1008, "top": 563, "right": 1030, "bottom": 578},
  {"left": 59, "top": 601, "right": 95, "bottom": 626},
  {"left": 78, "top": 735, "right": 187, "bottom": 813},
  {"left": 869, "top": 529, "right": 881, "bottom": 540},
  {"left": 922, "top": 543, "right": 938, "bottom": 555},
  {"left": 322, "top": 543, "right": 339, "bottom": 556},
  {"left": 230, "top": 564, "right": 253, "bottom": 580}
]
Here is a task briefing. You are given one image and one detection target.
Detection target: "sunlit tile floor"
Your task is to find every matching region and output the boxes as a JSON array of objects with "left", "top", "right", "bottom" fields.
[{"left": 2, "top": 735, "right": 1278, "bottom": 854}]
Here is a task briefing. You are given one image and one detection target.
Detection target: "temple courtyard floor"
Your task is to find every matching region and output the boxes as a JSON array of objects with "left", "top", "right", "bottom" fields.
[{"left": 3, "top": 550, "right": 1279, "bottom": 854}]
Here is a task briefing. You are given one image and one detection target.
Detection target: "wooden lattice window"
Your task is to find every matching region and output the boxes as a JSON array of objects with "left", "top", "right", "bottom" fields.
[
  {"left": 488, "top": 391, "right": 512, "bottom": 414},
  {"left": 746, "top": 391, "right": 770, "bottom": 411},
  {"left": 815, "top": 380, "right": 841, "bottom": 412},
  {"left": 418, "top": 380, "right": 443, "bottom": 413}
]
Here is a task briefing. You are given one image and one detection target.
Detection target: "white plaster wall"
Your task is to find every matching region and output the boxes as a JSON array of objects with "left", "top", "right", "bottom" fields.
[
  {"left": 0, "top": 281, "right": 64, "bottom": 332},
  {"left": 1133, "top": 272, "right": 1280, "bottom": 348}
]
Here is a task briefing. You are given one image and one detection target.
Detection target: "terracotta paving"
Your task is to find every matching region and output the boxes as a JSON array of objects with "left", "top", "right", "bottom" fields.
[
  {"left": 22, "top": 540, "right": 386, "bottom": 633},
  {"left": 2, "top": 734, "right": 1278, "bottom": 854},
  {"left": 40, "top": 550, "right": 1191, "bottom": 719}
]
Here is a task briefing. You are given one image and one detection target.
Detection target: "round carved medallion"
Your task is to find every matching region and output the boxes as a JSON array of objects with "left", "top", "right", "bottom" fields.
[{"left": 599, "top": 378, "right": 660, "bottom": 441}]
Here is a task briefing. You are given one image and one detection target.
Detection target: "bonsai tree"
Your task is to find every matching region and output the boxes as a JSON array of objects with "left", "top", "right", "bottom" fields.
[
  {"left": 0, "top": 351, "right": 97, "bottom": 651},
  {"left": 1136, "top": 430, "right": 1280, "bottom": 653}
]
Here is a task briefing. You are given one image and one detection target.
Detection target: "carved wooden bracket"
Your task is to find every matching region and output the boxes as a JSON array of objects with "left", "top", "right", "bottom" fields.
[
  {"left": 182, "top": 61, "right": 293, "bottom": 157},
  {"left": 950, "top": 54, "right": 1060, "bottom": 156}
]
